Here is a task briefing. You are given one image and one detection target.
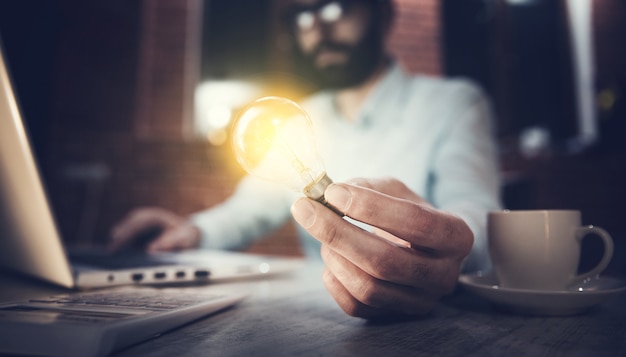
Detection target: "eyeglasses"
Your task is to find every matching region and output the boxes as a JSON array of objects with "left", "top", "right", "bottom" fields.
[{"left": 286, "top": 0, "right": 357, "bottom": 31}]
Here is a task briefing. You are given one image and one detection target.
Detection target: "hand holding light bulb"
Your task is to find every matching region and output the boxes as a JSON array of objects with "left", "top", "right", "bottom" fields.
[
  {"left": 291, "top": 177, "right": 475, "bottom": 319},
  {"left": 233, "top": 97, "right": 475, "bottom": 319},
  {"left": 231, "top": 96, "right": 333, "bottom": 204}
]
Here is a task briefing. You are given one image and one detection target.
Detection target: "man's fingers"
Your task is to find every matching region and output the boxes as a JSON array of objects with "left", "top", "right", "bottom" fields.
[
  {"left": 321, "top": 246, "right": 439, "bottom": 315},
  {"left": 324, "top": 183, "right": 473, "bottom": 256},
  {"left": 108, "top": 214, "right": 158, "bottom": 251},
  {"left": 147, "top": 225, "right": 200, "bottom": 252},
  {"left": 108, "top": 208, "right": 181, "bottom": 251},
  {"left": 291, "top": 198, "right": 457, "bottom": 290},
  {"left": 146, "top": 231, "right": 178, "bottom": 253},
  {"left": 322, "top": 267, "right": 389, "bottom": 319}
]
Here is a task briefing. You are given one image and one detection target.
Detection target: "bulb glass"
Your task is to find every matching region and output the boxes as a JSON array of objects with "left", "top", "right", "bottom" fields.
[{"left": 232, "top": 97, "right": 327, "bottom": 192}]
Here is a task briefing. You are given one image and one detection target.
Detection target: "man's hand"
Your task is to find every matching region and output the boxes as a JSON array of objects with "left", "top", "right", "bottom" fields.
[
  {"left": 108, "top": 207, "right": 200, "bottom": 253},
  {"left": 290, "top": 177, "right": 473, "bottom": 319}
]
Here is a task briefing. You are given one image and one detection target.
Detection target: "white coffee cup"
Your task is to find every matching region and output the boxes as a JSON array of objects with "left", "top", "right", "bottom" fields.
[{"left": 488, "top": 210, "right": 614, "bottom": 291}]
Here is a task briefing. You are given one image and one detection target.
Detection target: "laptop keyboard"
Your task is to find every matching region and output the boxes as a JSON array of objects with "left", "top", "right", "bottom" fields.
[{"left": 26, "top": 289, "right": 226, "bottom": 311}]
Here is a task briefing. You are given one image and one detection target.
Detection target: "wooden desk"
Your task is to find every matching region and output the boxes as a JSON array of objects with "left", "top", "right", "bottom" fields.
[
  {"left": 1, "top": 262, "right": 625, "bottom": 356},
  {"left": 112, "top": 262, "right": 625, "bottom": 357}
]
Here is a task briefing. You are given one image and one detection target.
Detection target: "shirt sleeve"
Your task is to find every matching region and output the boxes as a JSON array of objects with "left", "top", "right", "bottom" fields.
[
  {"left": 189, "top": 174, "right": 295, "bottom": 251},
  {"left": 430, "top": 81, "right": 503, "bottom": 273}
]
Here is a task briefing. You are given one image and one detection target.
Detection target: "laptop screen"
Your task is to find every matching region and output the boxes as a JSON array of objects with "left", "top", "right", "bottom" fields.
[{"left": 0, "top": 43, "right": 75, "bottom": 287}]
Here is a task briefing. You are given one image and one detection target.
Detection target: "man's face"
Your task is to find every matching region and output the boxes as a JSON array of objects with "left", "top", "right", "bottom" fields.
[{"left": 287, "top": 0, "right": 386, "bottom": 89}]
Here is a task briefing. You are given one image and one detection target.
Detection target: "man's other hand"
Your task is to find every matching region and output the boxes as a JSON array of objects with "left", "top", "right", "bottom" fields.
[{"left": 108, "top": 207, "right": 200, "bottom": 253}]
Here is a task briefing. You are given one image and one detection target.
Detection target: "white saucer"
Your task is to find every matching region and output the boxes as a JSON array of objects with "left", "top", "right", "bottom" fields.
[{"left": 458, "top": 271, "right": 626, "bottom": 316}]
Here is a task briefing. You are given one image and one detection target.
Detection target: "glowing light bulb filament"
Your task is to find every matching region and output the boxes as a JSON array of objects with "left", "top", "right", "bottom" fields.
[{"left": 274, "top": 133, "right": 314, "bottom": 183}]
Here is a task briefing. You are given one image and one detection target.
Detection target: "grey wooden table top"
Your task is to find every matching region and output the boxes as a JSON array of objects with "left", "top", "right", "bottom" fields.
[{"left": 105, "top": 262, "right": 626, "bottom": 357}]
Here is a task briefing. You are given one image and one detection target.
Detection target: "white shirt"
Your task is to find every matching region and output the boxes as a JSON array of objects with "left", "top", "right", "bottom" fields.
[{"left": 191, "top": 63, "right": 502, "bottom": 272}]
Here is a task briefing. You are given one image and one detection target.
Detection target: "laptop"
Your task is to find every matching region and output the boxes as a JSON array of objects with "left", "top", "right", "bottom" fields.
[
  {"left": 0, "top": 43, "right": 304, "bottom": 290},
  {"left": 0, "top": 42, "right": 302, "bottom": 356},
  {"left": 0, "top": 285, "right": 248, "bottom": 357}
]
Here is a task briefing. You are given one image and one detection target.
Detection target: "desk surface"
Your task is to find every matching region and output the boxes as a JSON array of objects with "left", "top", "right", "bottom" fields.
[{"left": 2, "top": 262, "right": 625, "bottom": 357}]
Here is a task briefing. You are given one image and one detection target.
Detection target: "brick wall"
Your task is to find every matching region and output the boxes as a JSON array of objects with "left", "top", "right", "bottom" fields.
[
  {"left": 387, "top": 0, "right": 442, "bottom": 76},
  {"left": 134, "top": 0, "right": 202, "bottom": 140}
]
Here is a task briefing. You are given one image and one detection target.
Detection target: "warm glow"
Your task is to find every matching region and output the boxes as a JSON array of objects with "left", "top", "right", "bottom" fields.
[
  {"left": 194, "top": 80, "right": 262, "bottom": 144},
  {"left": 206, "top": 105, "right": 232, "bottom": 129},
  {"left": 207, "top": 128, "right": 228, "bottom": 146},
  {"left": 231, "top": 97, "right": 326, "bottom": 192}
]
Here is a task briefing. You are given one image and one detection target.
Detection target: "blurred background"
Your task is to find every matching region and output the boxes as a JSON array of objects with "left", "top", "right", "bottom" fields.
[{"left": 0, "top": 0, "right": 624, "bottom": 273}]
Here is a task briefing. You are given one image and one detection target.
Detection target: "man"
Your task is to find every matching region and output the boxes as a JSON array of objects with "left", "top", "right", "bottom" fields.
[{"left": 110, "top": 0, "right": 501, "bottom": 319}]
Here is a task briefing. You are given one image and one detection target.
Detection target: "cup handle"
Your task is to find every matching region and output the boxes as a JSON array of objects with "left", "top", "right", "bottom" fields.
[{"left": 570, "top": 226, "right": 614, "bottom": 285}]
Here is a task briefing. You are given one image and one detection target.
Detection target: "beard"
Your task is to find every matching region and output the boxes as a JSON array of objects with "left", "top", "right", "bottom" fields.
[{"left": 292, "top": 24, "right": 386, "bottom": 90}]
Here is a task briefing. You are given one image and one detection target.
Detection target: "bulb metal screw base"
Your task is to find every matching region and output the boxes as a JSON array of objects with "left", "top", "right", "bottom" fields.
[
  {"left": 303, "top": 173, "right": 343, "bottom": 216},
  {"left": 303, "top": 173, "right": 332, "bottom": 202}
]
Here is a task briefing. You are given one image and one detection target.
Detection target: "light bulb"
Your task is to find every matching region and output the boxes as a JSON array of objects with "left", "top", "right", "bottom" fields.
[{"left": 231, "top": 96, "right": 333, "bottom": 203}]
